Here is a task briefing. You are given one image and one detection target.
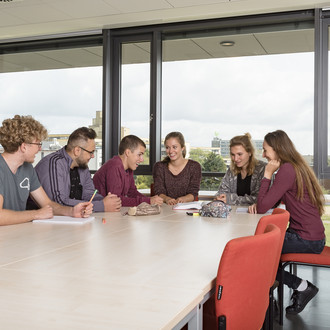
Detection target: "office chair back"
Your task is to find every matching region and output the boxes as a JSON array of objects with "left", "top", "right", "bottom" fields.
[
  {"left": 215, "top": 224, "right": 281, "bottom": 330},
  {"left": 254, "top": 208, "right": 290, "bottom": 281}
]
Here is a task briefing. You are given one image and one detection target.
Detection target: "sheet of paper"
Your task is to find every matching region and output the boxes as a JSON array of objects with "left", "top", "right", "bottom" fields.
[
  {"left": 172, "top": 201, "right": 206, "bottom": 210},
  {"left": 33, "top": 216, "right": 95, "bottom": 224},
  {"left": 236, "top": 207, "right": 249, "bottom": 213},
  {"left": 235, "top": 207, "right": 273, "bottom": 214}
]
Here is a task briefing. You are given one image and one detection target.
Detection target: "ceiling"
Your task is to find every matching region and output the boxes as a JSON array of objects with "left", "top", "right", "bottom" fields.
[{"left": 0, "top": 0, "right": 328, "bottom": 72}]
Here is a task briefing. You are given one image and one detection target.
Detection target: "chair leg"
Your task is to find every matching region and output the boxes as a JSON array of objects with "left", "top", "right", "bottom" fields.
[
  {"left": 268, "top": 290, "right": 274, "bottom": 330},
  {"left": 262, "top": 306, "right": 270, "bottom": 330},
  {"left": 278, "top": 265, "right": 284, "bottom": 326}
]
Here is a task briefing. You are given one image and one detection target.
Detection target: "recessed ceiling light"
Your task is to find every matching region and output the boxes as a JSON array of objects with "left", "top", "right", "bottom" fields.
[{"left": 220, "top": 41, "right": 235, "bottom": 47}]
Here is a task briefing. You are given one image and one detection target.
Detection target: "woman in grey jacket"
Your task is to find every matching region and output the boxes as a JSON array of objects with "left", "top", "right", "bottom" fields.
[{"left": 215, "top": 133, "right": 266, "bottom": 205}]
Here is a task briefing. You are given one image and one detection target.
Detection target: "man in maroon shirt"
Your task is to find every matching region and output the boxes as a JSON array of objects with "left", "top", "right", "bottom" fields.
[{"left": 93, "top": 135, "right": 163, "bottom": 207}]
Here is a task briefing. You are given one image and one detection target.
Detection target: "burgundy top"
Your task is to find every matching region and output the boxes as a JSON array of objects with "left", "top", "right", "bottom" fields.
[
  {"left": 93, "top": 155, "right": 150, "bottom": 207},
  {"left": 152, "top": 159, "right": 202, "bottom": 199},
  {"left": 257, "top": 162, "right": 325, "bottom": 241}
]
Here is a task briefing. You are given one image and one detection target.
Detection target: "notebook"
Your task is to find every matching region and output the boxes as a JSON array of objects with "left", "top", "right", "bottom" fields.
[
  {"left": 33, "top": 216, "right": 95, "bottom": 224},
  {"left": 172, "top": 201, "right": 205, "bottom": 210}
]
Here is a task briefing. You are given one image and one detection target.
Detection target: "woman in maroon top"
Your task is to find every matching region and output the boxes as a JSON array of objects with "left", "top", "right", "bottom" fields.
[
  {"left": 153, "top": 132, "right": 202, "bottom": 205},
  {"left": 249, "top": 130, "right": 325, "bottom": 315}
]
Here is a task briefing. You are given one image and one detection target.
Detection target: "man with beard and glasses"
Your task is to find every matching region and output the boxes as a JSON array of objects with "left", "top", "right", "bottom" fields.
[{"left": 35, "top": 127, "right": 121, "bottom": 212}]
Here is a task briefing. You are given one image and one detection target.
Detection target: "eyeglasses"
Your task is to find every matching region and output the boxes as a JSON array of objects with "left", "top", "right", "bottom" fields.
[
  {"left": 27, "top": 142, "right": 42, "bottom": 148},
  {"left": 79, "top": 146, "right": 95, "bottom": 156}
]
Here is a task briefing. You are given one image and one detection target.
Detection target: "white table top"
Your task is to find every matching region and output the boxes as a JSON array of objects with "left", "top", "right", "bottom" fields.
[{"left": 0, "top": 205, "right": 262, "bottom": 330}]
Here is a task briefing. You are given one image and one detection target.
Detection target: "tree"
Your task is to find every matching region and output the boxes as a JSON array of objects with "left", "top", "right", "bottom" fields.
[
  {"left": 189, "top": 148, "right": 208, "bottom": 169},
  {"left": 135, "top": 175, "right": 153, "bottom": 190},
  {"left": 202, "top": 152, "right": 226, "bottom": 173},
  {"left": 200, "top": 152, "right": 227, "bottom": 191}
]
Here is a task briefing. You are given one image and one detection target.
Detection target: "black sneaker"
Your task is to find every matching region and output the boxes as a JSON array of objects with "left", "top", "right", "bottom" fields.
[{"left": 286, "top": 281, "right": 319, "bottom": 315}]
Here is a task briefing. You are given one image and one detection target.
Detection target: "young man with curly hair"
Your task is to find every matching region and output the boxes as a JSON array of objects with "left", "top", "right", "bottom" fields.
[{"left": 0, "top": 115, "right": 93, "bottom": 225}]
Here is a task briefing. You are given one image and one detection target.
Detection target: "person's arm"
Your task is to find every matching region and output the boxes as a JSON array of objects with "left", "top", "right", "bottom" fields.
[
  {"left": 125, "top": 172, "right": 151, "bottom": 206},
  {"left": 0, "top": 193, "right": 54, "bottom": 225},
  {"left": 102, "top": 166, "right": 148, "bottom": 207},
  {"left": 176, "top": 194, "right": 194, "bottom": 203},
  {"left": 153, "top": 162, "right": 171, "bottom": 201},
  {"left": 185, "top": 161, "right": 201, "bottom": 198},
  {"left": 215, "top": 169, "right": 232, "bottom": 196},
  {"left": 176, "top": 162, "right": 202, "bottom": 203},
  {"left": 38, "top": 159, "right": 91, "bottom": 209},
  {"left": 216, "top": 169, "right": 241, "bottom": 204},
  {"left": 257, "top": 163, "right": 295, "bottom": 214},
  {"left": 30, "top": 186, "right": 93, "bottom": 218},
  {"left": 79, "top": 168, "right": 106, "bottom": 212}
]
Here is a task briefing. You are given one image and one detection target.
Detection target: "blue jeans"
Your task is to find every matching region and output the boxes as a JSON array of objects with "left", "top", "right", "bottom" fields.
[{"left": 276, "top": 229, "right": 325, "bottom": 289}]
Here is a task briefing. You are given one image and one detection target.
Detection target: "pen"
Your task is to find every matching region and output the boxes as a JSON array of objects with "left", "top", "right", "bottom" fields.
[{"left": 88, "top": 189, "right": 98, "bottom": 203}]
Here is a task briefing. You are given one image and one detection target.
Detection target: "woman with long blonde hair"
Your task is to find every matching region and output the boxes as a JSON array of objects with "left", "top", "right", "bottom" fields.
[
  {"left": 215, "top": 133, "right": 266, "bottom": 205},
  {"left": 249, "top": 129, "right": 325, "bottom": 315}
]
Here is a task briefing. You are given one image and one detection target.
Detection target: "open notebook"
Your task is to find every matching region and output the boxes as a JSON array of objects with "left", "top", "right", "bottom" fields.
[
  {"left": 33, "top": 216, "right": 95, "bottom": 224},
  {"left": 172, "top": 201, "right": 206, "bottom": 210}
]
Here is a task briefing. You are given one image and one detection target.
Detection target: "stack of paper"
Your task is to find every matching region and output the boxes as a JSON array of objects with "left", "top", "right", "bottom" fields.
[
  {"left": 33, "top": 216, "right": 95, "bottom": 224},
  {"left": 172, "top": 201, "right": 205, "bottom": 210}
]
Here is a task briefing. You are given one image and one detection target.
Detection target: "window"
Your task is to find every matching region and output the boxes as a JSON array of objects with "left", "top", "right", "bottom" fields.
[
  {"left": 121, "top": 41, "right": 151, "bottom": 166},
  {"left": 0, "top": 38, "right": 103, "bottom": 170},
  {"left": 162, "top": 19, "right": 314, "bottom": 192}
]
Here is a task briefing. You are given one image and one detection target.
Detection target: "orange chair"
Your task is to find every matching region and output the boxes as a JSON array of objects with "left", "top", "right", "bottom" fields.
[
  {"left": 254, "top": 208, "right": 290, "bottom": 329},
  {"left": 215, "top": 224, "right": 282, "bottom": 330},
  {"left": 278, "top": 245, "right": 330, "bottom": 325}
]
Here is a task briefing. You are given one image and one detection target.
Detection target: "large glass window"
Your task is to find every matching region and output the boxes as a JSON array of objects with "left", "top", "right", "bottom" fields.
[
  {"left": 121, "top": 42, "right": 151, "bottom": 166},
  {"left": 162, "top": 27, "right": 314, "bottom": 192},
  {"left": 0, "top": 45, "right": 102, "bottom": 170}
]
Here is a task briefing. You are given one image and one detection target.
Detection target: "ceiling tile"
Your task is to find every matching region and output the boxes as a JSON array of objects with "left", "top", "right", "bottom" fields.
[
  {"left": 103, "top": 0, "right": 172, "bottom": 13},
  {"left": 49, "top": 0, "right": 120, "bottom": 19},
  {"left": 167, "top": 0, "right": 227, "bottom": 7},
  {"left": 37, "top": 48, "right": 102, "bottom": 67},
  {"left": 192, "top": 34, "right": 267, "bottom": 58},
  {"left": 2, "top": 52, "right": 71, "bottom": 71},
  {"left": 163, "top": 39, "right": 212, "bottom": 61},
  {"left": 2, "top": 3, "right": 72, "bottom": 24},
  {"left": 256, "top": 29, "right": 314, "bottom": 54}
]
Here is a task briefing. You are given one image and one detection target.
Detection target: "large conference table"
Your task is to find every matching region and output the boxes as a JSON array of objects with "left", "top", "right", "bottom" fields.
[{"left": 0, "top": 204, "right": 263, "bottom": 330}]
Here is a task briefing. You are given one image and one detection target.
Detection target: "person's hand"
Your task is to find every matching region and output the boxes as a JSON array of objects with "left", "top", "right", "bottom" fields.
[
  {"left": 34, "top": 205, "right": 54, "bottom": 220},
  {"left": 264, "top": 160, "right": 281, "bottom": 178},
  {"left": 103, "top": 193, "right": 121, "bottom": 212},
  {"left": 74, "top": 202, "right": 93, "bottom": 218},
  {"left": 216, "top": 194, "right": 226, "bottom": 203},
  {"left": 176, "top": 197, "right": 185, "bottom": 204},
  {"left": 165, "top": 197, "right": 177, "bottom": 205},
  {"left": 248, "top": 203, "right": 257, "bottom": 214},
  {"left": 150, "top": 195, "right": 163, "bottom": 206}
]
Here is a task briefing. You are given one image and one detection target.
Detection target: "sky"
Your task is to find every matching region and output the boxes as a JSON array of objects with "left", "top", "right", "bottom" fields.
[{"left": 0, "top": 51, "right": 315, "bottom": 155}]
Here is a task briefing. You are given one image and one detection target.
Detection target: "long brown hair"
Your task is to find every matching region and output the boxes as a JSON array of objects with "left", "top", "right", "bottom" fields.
[
  {"left": 264, "top": 130, "right": 324, "bottom": 215},
  {"left": 162, "top": 131, "right": 186, "bottom": 164},
  {"left": 230, "top": 133, "right": 257, "bottom": 176}
]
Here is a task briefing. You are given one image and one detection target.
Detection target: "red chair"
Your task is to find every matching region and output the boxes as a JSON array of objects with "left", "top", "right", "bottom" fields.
[
  {"left": 278, "top": 245, "right": 330, "bottom": 325},
  {"left": 254, "top": 208, "right": 290, "bottom": 329},
  {"left": 214, "top": 223, "right": 282, "bottom": 330}
]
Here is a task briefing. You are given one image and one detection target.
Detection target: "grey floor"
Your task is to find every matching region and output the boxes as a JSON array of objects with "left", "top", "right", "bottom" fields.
[{"left": 273, "top": 265, "right": 330, "bottom": 330}]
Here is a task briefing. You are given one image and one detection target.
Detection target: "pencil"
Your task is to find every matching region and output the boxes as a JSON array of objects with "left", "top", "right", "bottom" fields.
[{"left": 88, "top": 189, "right": 98, "bottom": 203}]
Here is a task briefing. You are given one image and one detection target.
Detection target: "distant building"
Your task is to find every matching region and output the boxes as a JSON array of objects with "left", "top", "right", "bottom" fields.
[
  {"left": 89, "top": 110, "right": 130, "bottom": 140},
  {"left": 217, "top": 139, "right": 264, "bottom": 157}
]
